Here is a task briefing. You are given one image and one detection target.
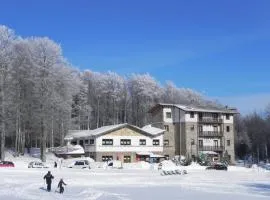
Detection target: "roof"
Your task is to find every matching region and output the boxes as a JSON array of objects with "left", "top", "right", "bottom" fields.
[
  {"left": 65, "top": 123, "right": 165, "bottom": 140},
  {"left": 141, "top": 125, "right": 165, "bottom": 135},
  {"left": 149, "top": 103, "right": 238, "bottom": 114}
]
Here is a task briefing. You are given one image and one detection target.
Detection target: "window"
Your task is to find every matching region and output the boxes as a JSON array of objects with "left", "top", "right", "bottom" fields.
[
  {"left": 89, "top": 139, "right": 94, "bottom": 145},
  {"left": 199, "top": 140, "right": 203, "bottom": 147},
  {"left": 79, "top": 140, "right": 84, "bottom": 146},
  {"left": 228, "top": 155, "right": 231, "bottom": 162},
  {"left": 212, "top": 113, "right": 218, "bottom": 118},
  {"left": 164, "top": 125, "right": 169, "bottom": 131},
  {"left": 227, "top": 140, "right": 230, "bottom": 146},
  {"left": 84, "top": 140, "right": 89, "bottom": 145},
  {"left": 164, "top": 140, "right": 169, "bottom": 146},
  {"left": 102, "top": 156, "right": 113, "bottom": 161},
  {"left": 120, "top": 139, "right": 131, "bottom": 145},
  {"left": 139, "top": 139, "right": 146, "bottom": 145},
  {"left": 191, "top": 139, "right": 195, "bottom": 145},
  {"left": 190, "top": 112, "right": 194, "bottom": 118},
  {"left": 190, "top": 125, "right": 195, "bottom": 131},
  {"left": 102, "top": 139, "right": 113, "bottom": 145},
  {"left": 214, "top": 140, "right": 218, "bottom": 147},
  {"left": 166, "top": 112, "right": 172, "bottom": 119},
  {"left": 75, "top": 161, "right": 84, "bottom": 166},
  {"left": 199, "top": 126, "right": 203, "bottom": 132},
  {"left": 226, "top": 114, "right": 230, "bottom": 120},
  {"left": 71, "top": 141, "right": 77, "bottom": 145},
  {"left": 213, "top": 126, "right": 218, "bottom": 132},
  {"left": 124, "top": 156, "right": 131, "bottom": 163},
  {"left": 226, "top": 126, "right": 230, "bottom": 132},
  {"left": 153, "top": 139, "right": 160, "bottom": 146}
]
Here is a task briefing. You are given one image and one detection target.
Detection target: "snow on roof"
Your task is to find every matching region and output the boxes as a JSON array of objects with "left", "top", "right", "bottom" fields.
[
  {"left": 141, "top": 125, "right": 165, "bottom": 135},
  {"left": 152, "top": 103, "right": 238, "bottom": 114},
  {"left": 199, "top": 151, "right": 218, "bottom": 155},
  {"left": 136, "top": 151, "right": 152, "bottom": 156},
  {"left": 53, "top": 144, "right": 85, "bottom": 155},
  {"left": 66, "top": 123, "right": 164, "bottom": 140}
]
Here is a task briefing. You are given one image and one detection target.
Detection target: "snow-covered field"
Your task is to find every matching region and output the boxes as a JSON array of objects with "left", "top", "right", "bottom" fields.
[{"left": 1, "top": 153, "right": 270, "bottom": 200}]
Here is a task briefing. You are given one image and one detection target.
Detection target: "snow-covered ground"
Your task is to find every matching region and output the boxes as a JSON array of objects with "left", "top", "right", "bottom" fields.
[{"left": 1, "top": 153, "right": 270, "bottom": 200}]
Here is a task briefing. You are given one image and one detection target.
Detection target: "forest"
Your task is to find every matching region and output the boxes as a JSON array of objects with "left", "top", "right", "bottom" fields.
[{"left": 0, "top": 25, "right": 269, "bottom": 162}]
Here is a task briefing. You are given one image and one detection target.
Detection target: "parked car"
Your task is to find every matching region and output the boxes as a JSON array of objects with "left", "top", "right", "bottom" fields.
[
  {"left": 68, "top": 160, "right": 90, "bottom": 169},
  {"left": 107, "top": 160, "right": 123, "bottom": 169},
  {"left": 0, "top": 161, "right": 15, "bottom": 167},
  {"left": 28, "top": 161, "right": 48, "bottom": 168},
  {"left": 264, "top": 164, "right": 270, "bottom": 170},
  {"left": 206, "top": 163, "right": 228, "bottom": 171}
]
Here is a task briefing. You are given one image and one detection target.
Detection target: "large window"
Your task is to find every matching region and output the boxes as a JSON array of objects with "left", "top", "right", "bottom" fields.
[
  {"left": 164, "top": 125, "right": 169, "bottom": 131},
  {"left": 102, "top": 156, "right": 113, "bottom": 161},
  {"left": 153, "top": 139, "right": 160, "bottom": 146},
  {"left": 89, "top": 139, "right": 94, "bottom": 145},
  {"left": 190, "top": 112, "right": 194, "bottom": 118},
  {"left": 226, "top": 126, "right": 230, "bottom": 132},
  {"left": 227, "top": 140, "right": 231, "bottom": 146},
  {"left": 199, "top": 140, "right": 203, "bottom": 147},
  {"left": 120, "top": 139, "right": 131, "bottom": 145},
  {"left": 139, "top": 139, "right": 146, "bottom": 145},
  {"left": 164, "top": 140, "right": 169, "bottom": 146},
  {"left": 84, "top": 140, "right": 89, "bottom": 145},
  {"left": 226, "top": 114, "right": 230, "bottom": 120},
  {"left": 124, "top": 156, "right": 131, "bottom": 163},
  {"left": 166, "top": 112, "right": 172, "bottom": 119},
  {"left": 79, "top": 140, "right": 84, "bottom": 146},
  {"left": 102, "top": 139, "right": 113, "bottom": 145}
]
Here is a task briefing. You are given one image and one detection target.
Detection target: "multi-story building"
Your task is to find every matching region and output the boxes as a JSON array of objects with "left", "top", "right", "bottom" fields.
[
  {"left": 65, "top": 123, "right": 165, "bottom": 162},
  {"left": 149, "top": 103, "right": 238, "bottom": 163}
]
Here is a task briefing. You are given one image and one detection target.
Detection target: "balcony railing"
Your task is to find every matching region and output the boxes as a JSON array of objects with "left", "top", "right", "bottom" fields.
[
  {"left": 198, "top": 146, "right": 224, "bottom": 152},
  {"left": 198, "top": 118, "right": 223, "bottom": 123},
  {"left": 198, "top": 131, "right": 223, "bottom": 137}
]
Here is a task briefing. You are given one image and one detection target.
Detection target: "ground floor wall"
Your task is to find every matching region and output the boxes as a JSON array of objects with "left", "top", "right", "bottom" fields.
[{"left": 86, "top": 151, "right": 164, "bottom": 163}]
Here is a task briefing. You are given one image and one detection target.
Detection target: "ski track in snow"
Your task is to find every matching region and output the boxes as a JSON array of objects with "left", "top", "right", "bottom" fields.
[{"left": 0, "top": 160, "right": 270, "bottom": 200}]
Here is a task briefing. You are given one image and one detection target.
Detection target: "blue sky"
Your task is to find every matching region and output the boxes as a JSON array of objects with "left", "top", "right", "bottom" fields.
[{"left": 1, "top": 0, "right": 270, "bottom": 114}]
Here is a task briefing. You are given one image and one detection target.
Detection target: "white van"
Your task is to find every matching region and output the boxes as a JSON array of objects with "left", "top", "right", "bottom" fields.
[
  {"left": 68, "top": 160, "right": 90, "bottom": 169},
  {"left": 107, "top": 160, "right": 123, "bottom": 169}
]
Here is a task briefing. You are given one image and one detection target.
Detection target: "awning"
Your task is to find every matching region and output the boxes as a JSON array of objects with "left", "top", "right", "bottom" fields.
[
  {"left": 200, "top": 151, "right": 218, "bottom": 155},
  {"left": 136, "top": 151, "right": 152, "bottom": 156},
  {"left": 150, "top": 154, "right": 165, "bottom": 158}
]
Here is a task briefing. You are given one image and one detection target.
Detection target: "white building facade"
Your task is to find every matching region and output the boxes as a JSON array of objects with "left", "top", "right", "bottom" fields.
[{"left": 65, "top": 124, "right": 164, "bottom": 162}]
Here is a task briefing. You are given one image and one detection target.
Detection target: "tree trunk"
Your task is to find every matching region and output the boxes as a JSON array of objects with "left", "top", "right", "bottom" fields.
[
  {"left": 59, "top": 119, "right": 65, "bottom": 146},
  {"left": 0, "top": 75, "right": 5, "bottom": 161},
  {"left": 265, "top": 143, "right": 268, "bottom": 160},
  {"left": 97, "top": 96, "right": 100, "bottom": 128},
  {"left": 257, "top": 146, "right": 260, "bottom": 163},
  {"left": 40, "top": 118, "right": 46, "bottom": 162},
  {"left": 51, "top": 117, "right": 54, "bottom": 149}
]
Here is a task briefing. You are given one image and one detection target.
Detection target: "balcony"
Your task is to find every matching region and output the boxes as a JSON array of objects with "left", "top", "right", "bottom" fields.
[
  {"left": 198, "top": 146, "right": 224, "bottom": 152},
  {"left": 198, "top": 131, "right": 223, "bottom": 137},
  {"left": 198, "top": 118, "right": 223, "bottom": 123}
]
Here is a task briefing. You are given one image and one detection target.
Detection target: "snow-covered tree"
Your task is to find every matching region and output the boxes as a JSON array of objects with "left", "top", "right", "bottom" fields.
[{"left": 0, "top": 25, "right": 16, "bottom": 160}]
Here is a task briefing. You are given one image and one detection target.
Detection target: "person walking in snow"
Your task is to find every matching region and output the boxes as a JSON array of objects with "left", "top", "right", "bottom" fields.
[
  {"left": 57, "top": 178, "right": 67, "bottom": 194},
  {"left": 43, "top": 171, "right": 54, "bottom": 192},
  {"left": 54, "top": 161, "right": 57, "bottom": 168}
]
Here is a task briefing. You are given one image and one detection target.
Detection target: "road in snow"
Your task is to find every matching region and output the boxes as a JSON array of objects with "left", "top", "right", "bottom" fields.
[{"left": 0, "top": 156, "right": 270, "bottom": 200}]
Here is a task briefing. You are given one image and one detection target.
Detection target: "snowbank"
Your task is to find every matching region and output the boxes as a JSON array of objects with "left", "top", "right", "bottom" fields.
[{"left": 123, "top": 161, "right": 151, "bottom": 169}]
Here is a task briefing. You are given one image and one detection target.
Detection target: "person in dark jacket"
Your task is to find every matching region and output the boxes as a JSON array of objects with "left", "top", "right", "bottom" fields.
[
  {"left": 43, "top": 171, "right": 54, "bottom": 192},
  {"left": 54, "top": 161, "right": 57, "bottom": 168},
  {"left": 57, "top": 178, "right": 67, "bottom": 194}
]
